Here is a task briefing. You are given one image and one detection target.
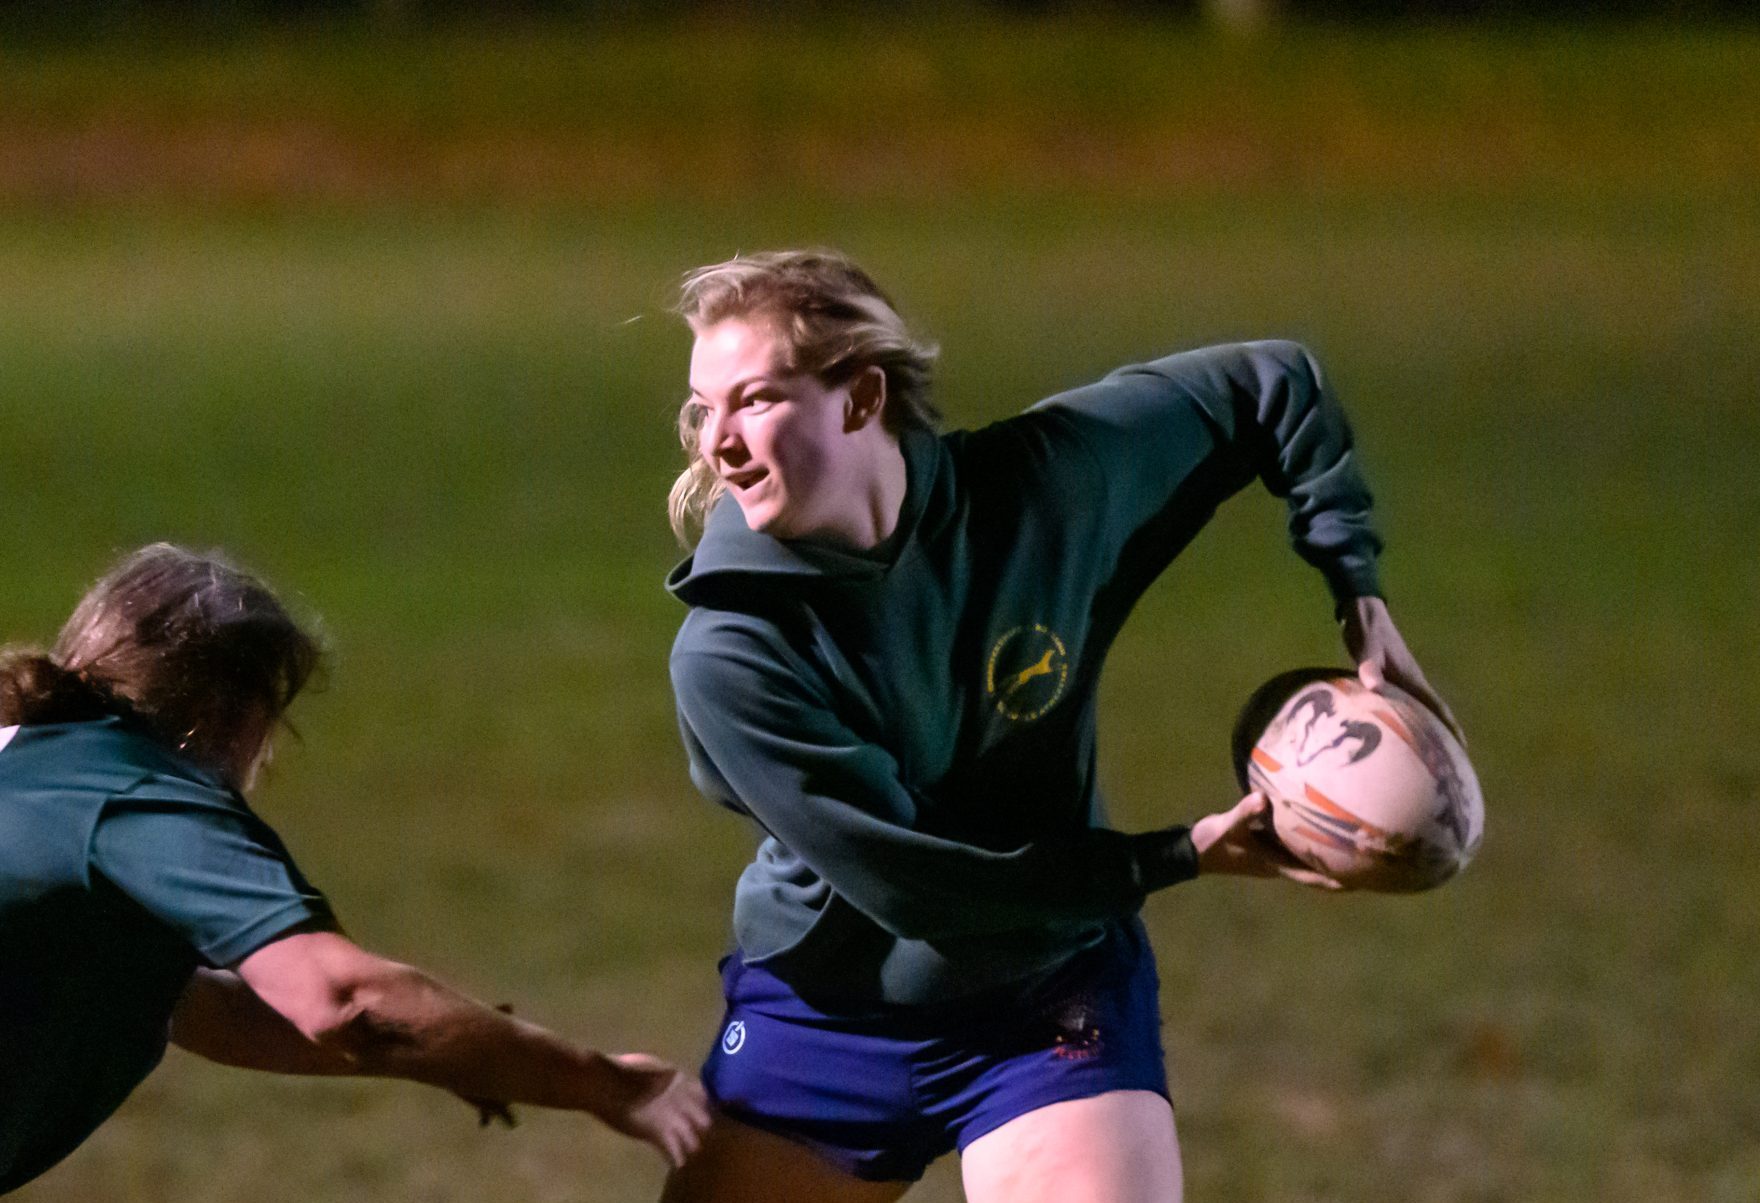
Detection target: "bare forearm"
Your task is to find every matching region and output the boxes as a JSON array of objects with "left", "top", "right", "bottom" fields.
[
  {"left": 335, "top": 965, "right": 640, "bottom": 1117},
  {"left": 223, "top": 932, "right": 707, "bottom": 1162},
  {"left": 232, "top": 932, "right": 667, "bottom": 1122}
]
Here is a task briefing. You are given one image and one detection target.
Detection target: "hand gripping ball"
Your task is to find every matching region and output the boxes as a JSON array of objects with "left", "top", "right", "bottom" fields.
[{"left": 1232, "top": 669, "right": 1484, "bottom": 892}]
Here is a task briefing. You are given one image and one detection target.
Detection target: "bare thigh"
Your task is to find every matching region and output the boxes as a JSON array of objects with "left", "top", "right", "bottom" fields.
[
  {"left": 959, "top": 1090, "right": 1182, "bottom": 1203},
  {"left": 660, "top": 1114, "right": 913, "bottom": 1203}
]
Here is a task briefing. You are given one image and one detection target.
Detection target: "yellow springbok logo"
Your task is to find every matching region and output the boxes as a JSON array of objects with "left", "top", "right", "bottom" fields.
[{"left": 986, "top": 625, "right": 1070, "bottom": 722}]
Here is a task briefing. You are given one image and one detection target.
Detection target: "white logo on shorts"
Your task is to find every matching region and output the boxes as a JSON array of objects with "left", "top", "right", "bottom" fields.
[{"left": 721, "top": 1020, "right": 747, "bottom": 1055}]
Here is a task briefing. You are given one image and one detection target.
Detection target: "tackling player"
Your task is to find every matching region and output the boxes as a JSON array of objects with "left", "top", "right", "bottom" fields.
[{"left": 0, "top": 543, "right": 709, "bottom": 1195}]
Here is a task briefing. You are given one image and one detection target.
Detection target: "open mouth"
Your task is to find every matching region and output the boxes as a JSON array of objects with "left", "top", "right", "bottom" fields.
[{"left": 725, "top": 468, "right": 768, "bottom": 492}]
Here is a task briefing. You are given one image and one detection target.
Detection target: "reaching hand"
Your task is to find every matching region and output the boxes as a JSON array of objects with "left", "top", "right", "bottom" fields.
[
  {"left": 1339, "top": 596, "right": 1464, "bottom": 743},
  {"left": 1192, "top": 791, "right": 1341, "bottom": 890},
  {"left": 597, "top": 1053, "right": 712, "bottom": 1169}
]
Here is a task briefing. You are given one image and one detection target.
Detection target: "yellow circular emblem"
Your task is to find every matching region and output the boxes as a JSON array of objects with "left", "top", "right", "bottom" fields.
[{"left": 986, "top": 625, "right": 1070, "bottom": 722}]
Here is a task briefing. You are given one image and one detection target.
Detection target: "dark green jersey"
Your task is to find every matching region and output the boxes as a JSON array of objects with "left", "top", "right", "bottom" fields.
[
  {"left": 0, "top": 717, "right": 333, "bottom": 1194},
  {"left": 668, "top": 341, "right": 1381, "bottom": 1010}
]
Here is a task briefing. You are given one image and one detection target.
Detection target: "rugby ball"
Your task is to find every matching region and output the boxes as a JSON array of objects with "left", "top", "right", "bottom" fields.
[{"left": 1232, "top": 669, "right": 1483, "bottom": 892}]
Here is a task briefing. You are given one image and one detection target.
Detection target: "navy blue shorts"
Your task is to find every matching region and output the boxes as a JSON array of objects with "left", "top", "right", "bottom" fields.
[{"left": 700, "top": 919, "right": 1170, "bottom": 1182}]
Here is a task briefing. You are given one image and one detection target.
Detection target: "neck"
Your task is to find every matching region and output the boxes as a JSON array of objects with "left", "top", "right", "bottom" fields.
[{"left": 808, "top": 432, "right": 909, "bottom": 553}]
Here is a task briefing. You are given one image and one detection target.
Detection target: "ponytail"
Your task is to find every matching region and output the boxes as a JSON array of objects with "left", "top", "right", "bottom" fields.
[{"left": 0, "top": 648, "right": 118, "bottom": 727}]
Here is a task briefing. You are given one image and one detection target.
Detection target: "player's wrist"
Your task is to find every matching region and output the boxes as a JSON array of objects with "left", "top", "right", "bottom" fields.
[
  {"left": 1130, "top": 825, "right": 1198, "bottom": 892},
  {"left": 1334, "top": 591, "right": 1387, "bottom": 625}
]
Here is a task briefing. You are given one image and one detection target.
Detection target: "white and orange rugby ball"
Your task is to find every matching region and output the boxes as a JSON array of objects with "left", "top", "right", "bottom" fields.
[{"left": 1232, "top": 669, "right": 1483, "bottom": 893}]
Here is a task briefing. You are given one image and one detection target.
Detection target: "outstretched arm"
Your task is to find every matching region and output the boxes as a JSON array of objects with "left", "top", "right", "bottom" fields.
[
  {"left": 170, "top": 933, "right": 709, "bottom": 1166},
  {"left": 90, "top": 778, "right": 705, "bottom": 1165},
  {"left": 171, "top": 965, "right": 357, "bottom": 1075}
]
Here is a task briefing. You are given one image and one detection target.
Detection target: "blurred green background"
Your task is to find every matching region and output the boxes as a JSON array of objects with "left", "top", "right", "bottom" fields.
[{"left": 2, "top": 9, "right": 1756, "bottom": 1203}]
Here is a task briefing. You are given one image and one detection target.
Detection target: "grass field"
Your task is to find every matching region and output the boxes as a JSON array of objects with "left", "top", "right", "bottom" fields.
[{"left": 3, "top": 16, "right": 1758, "bottom": 1203}]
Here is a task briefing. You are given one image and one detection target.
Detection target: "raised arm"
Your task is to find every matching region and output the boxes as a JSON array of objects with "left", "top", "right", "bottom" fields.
[
  {"left": 1035, "top": 339, "right": 1382, "bottom": 606},
  {"left": 1042, "top": 342, "right": 1458, "bottom": 731}
]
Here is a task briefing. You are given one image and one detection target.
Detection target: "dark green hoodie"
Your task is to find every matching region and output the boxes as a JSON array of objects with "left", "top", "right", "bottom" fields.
[{"left": 668, "top": 341, "right": 1381, "bottom": 1010}]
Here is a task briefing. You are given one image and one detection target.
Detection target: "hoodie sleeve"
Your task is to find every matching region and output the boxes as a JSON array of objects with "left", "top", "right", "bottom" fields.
[
  {"left": 672, "top": 637, "right": 1197, "bottom": 942},
  {"left": 1033, "top": 340, "right": 1382, "bottom": 605}
]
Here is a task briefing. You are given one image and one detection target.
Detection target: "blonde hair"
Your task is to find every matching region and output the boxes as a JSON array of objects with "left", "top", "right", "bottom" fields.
[{"left": 668, "top": 249, "right": 940, "bottom": 547}]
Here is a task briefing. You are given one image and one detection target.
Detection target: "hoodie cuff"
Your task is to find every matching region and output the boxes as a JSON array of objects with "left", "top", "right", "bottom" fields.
[
  {"left": 1130, "top": 826, "right": 1199, "bottom": 893},
  {"left": 1321, "top": 553, "right": 1383, "bottom": 611}
]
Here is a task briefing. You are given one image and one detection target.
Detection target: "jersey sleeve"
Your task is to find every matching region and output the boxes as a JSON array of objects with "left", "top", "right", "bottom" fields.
[
  {"left": 672, "top": 637, "right": 1197, "bottom": 942},
  {"left": 89, "top": 774, "right": 336, "bottom": 968},
  {"left": 1033, "top": 339, "right": 1383, "bottom": 605}
]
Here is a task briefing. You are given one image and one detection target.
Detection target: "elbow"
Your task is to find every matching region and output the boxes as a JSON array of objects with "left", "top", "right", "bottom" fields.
[
  {"left": 287, "top": 989, "right": 367, "bottom": 1068},
  {"left": 1236, "top": 339, "right": 1321, "bottom": 390},
  {"left": 328, "top": 1011, "right": 420, "bottom": 1075},
  {"left": 1252, "top": 338, "right": 1313, "bottom": 365},
  {"left": 296, "top": 972, "right": 420, "bottom": 1074},
  {"left": 1260, "top": 339, "right": 1325, "bottom": 390}
]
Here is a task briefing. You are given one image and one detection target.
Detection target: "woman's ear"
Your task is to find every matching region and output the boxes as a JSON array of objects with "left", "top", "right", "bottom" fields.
[{"left": 845, "top": 366, "right": 888, "bottom": 432}]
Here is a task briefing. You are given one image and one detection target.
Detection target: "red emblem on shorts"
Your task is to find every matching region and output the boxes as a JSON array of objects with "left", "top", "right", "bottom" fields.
[{"left": 1049, "top": 997, "right": 1103, "bottom": 1061}]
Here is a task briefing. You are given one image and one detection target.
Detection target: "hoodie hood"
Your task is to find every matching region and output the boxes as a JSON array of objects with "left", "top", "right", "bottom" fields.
[{"left": 667, "top": 426, "right": 943, "bottom": 606}]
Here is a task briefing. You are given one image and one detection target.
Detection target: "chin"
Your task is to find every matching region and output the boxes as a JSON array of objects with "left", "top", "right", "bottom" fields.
[
  {"left": 735, "top": 486, "right": 820, "bottom": 540},
  {"left": 738, "top": 499, "right": 788, "bottom": 535}
]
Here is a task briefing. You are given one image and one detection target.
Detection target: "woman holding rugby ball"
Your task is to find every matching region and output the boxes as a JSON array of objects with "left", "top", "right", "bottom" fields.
[{"left": 660, "top": 250, "right": 1453, "bottom": 1202}]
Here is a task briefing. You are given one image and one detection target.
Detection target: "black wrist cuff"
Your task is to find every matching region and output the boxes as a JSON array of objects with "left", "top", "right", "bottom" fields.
[{"left": 1132, "top": 826, "right": 1199, "bottom": 893}]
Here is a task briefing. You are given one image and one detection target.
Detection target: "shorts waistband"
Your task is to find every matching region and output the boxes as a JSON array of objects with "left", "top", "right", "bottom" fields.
[{"left": 721, "top": 917, "right": 1149, "bottom": 1034}]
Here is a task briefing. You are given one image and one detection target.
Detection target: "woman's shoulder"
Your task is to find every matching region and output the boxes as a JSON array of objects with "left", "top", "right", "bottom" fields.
[
  {"left": 674, "top": 603, "right": 778, "bottom": 652},
  {"left": 937, "top": 404, "right": 1105, "bottom": 505},
  {"left": 672, "top": 601, "right": 816, "bottom": 661},
  {"left": 670, "top": 602, "right": 831, "bottom": 701},
  {"left": 1, "top": 717, "right": 232, "bottom": 810}
]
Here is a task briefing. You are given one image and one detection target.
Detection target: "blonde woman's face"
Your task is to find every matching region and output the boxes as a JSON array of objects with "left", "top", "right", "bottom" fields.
[{"left": 687, "top": 317, "right": 865, "bottom": 543}]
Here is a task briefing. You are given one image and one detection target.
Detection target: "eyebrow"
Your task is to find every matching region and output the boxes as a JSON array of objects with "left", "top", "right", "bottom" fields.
[{"left": 688, "top": 374, "right": 780, "bottom": 400}]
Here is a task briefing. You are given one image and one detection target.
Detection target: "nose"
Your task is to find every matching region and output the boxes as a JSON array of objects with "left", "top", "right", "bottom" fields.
[{"left": 703, "top": 406, "right": 746, "bottom": 466}]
